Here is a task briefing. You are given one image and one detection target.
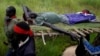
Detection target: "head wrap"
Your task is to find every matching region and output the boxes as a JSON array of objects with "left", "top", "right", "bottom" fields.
[{"left": 13, "top": 22, "right": 33, "bottom": 37}]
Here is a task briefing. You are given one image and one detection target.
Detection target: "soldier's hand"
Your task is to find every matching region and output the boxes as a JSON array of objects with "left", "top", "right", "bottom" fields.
[{"left": 27, "top": 19, "right": 33, "bottom": 25}]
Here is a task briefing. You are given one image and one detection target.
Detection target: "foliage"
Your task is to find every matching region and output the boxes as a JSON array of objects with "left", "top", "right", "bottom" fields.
[
  {"left": 0, "top": 0, "right": 100, "bottom": 56},
  {"left": 35, "top": 35, "right": 76, "bottom": 56}
]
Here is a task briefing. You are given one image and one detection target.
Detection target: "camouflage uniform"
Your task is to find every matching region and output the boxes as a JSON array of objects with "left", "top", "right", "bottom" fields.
[{"left": 4, "top": 18, "right": 19, "bottom": 47}]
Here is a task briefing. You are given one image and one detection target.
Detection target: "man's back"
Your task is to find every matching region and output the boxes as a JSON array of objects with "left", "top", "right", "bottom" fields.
[
  {"left": 13, "top": 37, "right": 36, "bottom": 56},
  {"left": 35, "top": 12, "right": 62, "bottom": 25}
]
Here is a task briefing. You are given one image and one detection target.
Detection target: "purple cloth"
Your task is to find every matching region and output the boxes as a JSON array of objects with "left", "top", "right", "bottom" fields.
[{"left": 64, "top": 13, "right": 96, "bottom": 24}]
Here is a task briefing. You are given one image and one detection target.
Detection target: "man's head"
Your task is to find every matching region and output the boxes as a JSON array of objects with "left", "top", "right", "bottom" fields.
[
  {"left": 13, "top": 21, "right": 33, "bottom": 41},
  {"left": 6, "top": 6, "right": 16, "bottom": 17},
  {"left": 82, "top": 9, "right": 91, "bottom": 14},
  {"left": 29, "top": 12, "right": 38, "bottom": 19},
  {"left": 23, "top": 12, "right": 37, "bottom": 21}
]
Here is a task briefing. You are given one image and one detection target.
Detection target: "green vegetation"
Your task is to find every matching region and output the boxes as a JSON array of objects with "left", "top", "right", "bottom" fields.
[
  {"left": 36, "top": 35, "right": 76, "bottom": 56},
  {"left": 0, "top": 0, "right": 100, "bottom": 56}
]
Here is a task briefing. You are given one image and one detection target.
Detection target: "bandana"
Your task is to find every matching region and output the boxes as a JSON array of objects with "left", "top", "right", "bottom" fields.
[
  {"left": 11, "top": 15, "right": 16, "bottom": 18},
  {"left": 13, "top": 25, "right": 33, "bottom": 37}
]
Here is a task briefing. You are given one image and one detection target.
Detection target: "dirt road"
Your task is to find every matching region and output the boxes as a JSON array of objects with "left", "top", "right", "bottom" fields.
[{"left": 62, "top": 45, "right": 77, "bottom": 56}]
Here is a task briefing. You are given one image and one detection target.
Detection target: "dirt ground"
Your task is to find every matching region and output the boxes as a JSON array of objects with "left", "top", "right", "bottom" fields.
[{"left": 62, "top": 45, "right": 77, "bottom": 56}]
